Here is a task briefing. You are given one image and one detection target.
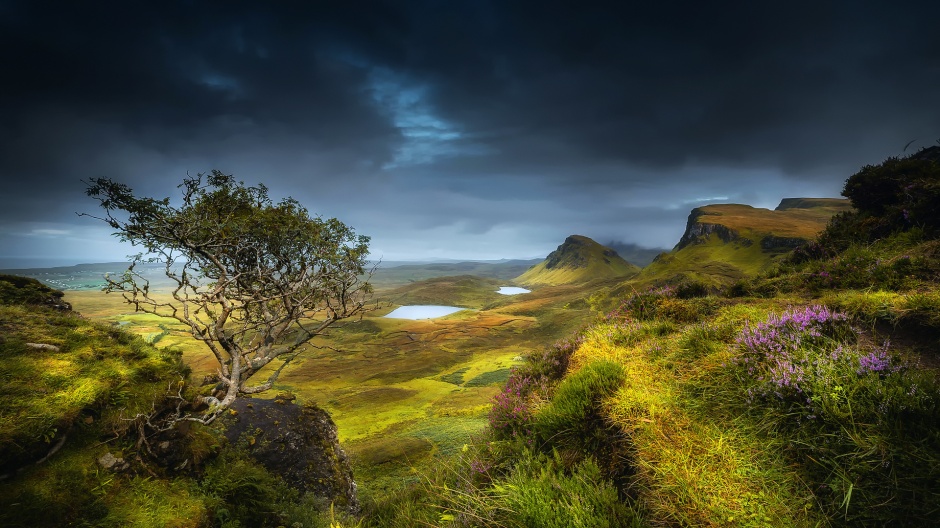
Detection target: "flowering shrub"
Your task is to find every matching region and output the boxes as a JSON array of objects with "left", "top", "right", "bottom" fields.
[
  {"left": 734, "top": 305, "right": 925, "bottom": 421},
  {"left": 525, "top": 336, "right": 582, "bottom": 381},
  {"left": 488, "top": 374, "right": 539, "bottom": 441},
  {"left": 531, "top": 360, "right": 625, "bottom": 452},
  {"left": 489, "top": 331, "right": 592, "bottom": 441}
]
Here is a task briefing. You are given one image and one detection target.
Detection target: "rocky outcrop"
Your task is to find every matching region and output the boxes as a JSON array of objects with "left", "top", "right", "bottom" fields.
[
  {"left": 675, "top": 208, "right": 749, "bottom": 250},
  {"left": 543, "top": 235, "right": 624, "bottom": 269},
  {"left": 544, "top": 236, "right": 590, "bottom": 269},
  {"left": 223, "top": 396, "right": 359, "bottom": 514},
  {"left": 760, "top": 235, "right": 808, "bottom": 251}
]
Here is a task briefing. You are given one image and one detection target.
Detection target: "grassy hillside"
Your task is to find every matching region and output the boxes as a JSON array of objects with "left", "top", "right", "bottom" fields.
[
  {"left": 0, "top": 276, "right": 391, "bottom": 528},
  {"left": 363, "top": 150, "right": 940, "bottom": 527},
  {"left": 60, "top": 269, "right": 610, "bottom": 507},
  {"left": 637, "top": 199, "right": 852, "bottom": 287},
  {"left": 0, "top": 275, "right": 208, "bottom": 526},
  {"left": 516, "top": 235, "right": 641, "bottom": 286},
  {"left": 368, "top": 260, "right": 541, "bottom": 291},
  {"left": 378, "top": 274, "right": 506, "bottom": 309}
]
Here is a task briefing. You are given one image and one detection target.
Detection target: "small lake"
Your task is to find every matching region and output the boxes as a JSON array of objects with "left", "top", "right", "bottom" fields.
[
  {"left": 496, "top": 286, "right": 530, "bottom": 295},
  {"left": 385, "top": 305, "right": 464, "bottom": 320}
]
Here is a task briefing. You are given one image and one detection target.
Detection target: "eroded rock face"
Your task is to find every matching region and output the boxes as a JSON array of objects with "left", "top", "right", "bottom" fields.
[
  {"left": 544, "top": 235, "right": 589, "bottom": 269},
  {"left": 223, "top": 397, "right": 359, "bottom": 514},
  {"left": 760, "top": 235, "right": 808, "bottom": 251},
  {"left": 675, "top": 209, "right": 747, "bottom": 250}
]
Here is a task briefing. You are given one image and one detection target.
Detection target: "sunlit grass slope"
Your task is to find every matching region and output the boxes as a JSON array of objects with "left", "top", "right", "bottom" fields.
[
  {"left": 0, "top": 276, "right": 209, "bottom": 527},
  {"left": 637, "top": 199, "right": 851, "bottom": 287},
  {"left": 371, "top": 283, "right": 940, "bottom": 526},
  {"left": 516, "top": 235, "right": 641, "bottom": 286}
]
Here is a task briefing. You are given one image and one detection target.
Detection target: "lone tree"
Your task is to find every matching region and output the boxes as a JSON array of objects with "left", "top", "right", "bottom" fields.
[{"left": 83, "top": 171, "right": 373, "bottom": 424}]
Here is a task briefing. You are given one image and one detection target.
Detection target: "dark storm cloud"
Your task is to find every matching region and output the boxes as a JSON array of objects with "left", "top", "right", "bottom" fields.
[
  {"left": 1, "top": 1, "right": 938, "bottom": 263},
  {"left": 392, "top": 1, "right": 940, "bottom": 177}
]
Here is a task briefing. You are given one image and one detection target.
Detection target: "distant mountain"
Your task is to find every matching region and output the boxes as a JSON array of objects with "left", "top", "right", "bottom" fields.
[
  {"left": 638, "top": 198, "right": 852, "bottom": 285},
  {"left": 602, "top": 242, "right": 668, "bottom": 267},
  {"left": 515, "top": 235, "right": 641, "bottom": 286}
]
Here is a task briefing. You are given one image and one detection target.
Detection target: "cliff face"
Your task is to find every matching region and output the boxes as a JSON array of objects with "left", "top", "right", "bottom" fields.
[
  {"left": 639, "top": 199, "right": 852, "bottom": 286},
  {"left": 674, "top": 209, "right": 747, "bottom": 250},
  {"left": 674, "top": 200, "right": 853, "bottom": 252}
]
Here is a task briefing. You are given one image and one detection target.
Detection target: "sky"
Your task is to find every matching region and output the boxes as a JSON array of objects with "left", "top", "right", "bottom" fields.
[{"left": 1, "top": 1, "right": 939, "bottom": 267}]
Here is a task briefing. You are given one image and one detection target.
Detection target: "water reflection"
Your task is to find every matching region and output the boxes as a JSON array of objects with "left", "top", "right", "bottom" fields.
[{"left": 384, "top": 305, "right": 464, "bottom": 319}]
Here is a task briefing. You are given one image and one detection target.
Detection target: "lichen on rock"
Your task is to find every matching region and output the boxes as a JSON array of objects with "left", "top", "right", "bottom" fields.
[{"left": 222, "top": 396, "right": 359, "bottom": 514}]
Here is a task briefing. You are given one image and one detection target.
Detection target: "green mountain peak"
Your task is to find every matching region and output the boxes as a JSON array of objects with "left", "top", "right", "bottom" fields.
[{"left": 516, "top": 235, "right": 641, "bottom": 286}]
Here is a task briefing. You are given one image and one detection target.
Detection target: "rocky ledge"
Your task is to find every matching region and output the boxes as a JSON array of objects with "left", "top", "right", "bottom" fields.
[{"left": 675, "top": 208, "right": 748, "bottom": 250}]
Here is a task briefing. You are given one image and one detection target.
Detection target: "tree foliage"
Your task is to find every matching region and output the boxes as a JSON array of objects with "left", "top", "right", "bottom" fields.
[
  {"left": 83, "top": 170, "right": 373, "bottom": 423},
  {"left": 791, "top": 146, "right": 940, "bottom": 262}
]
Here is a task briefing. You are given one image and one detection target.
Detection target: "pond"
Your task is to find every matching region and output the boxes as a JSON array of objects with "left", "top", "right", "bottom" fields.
[
  {"left": 496, "top": 286, "right": 530, "bottom": 295},
  {"left": 384, "top": 305, "right": 465, "bottom": 320}
]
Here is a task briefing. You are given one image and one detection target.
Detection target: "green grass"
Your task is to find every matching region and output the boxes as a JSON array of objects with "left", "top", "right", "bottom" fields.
[
  {"left": 0, "top": 303, "right": 188, "bottom": 472},
  {"left": 0, "top": 277, "right": 218, "bottom": 527},
  {"left": 463, "top": 368, "right": 512, "bottom": 387},
  {"left": 637, "top": 232, "right": 771, "bottom": 285}
]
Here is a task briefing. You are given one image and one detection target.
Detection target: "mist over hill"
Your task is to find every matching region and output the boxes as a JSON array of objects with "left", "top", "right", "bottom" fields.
[{"left": 601, "top": 242, "right": 667, "bottom": 267}]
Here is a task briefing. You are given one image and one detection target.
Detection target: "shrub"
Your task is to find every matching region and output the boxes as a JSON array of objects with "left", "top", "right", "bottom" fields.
[
  {"left": 607, "top": 286, "right": 716, "bottom": 323},
  {"left": 499, "top": 450, "right": 641, "bottom": 528},
  {"left": 843, "top": 150, "right": 940, "bottom": 230},
  {"left": 608, "top": 287, "right": 675, "bottom": 321},
  {"left": 533, "top": 361, "right": 625, "bottom": 453},
  {"left": 733, "top": 304, "right": 940, "bottom": 523},
  {"left": 488, "top": 374, "right": 541, "bottom": 442},
  {"left": 674, "top": 280, "right": 709, "bottom": 299},
  {"left": 200, "top": 450, "right": 281, "bottom": 527},
  {"left": 522, "top": 335, "right": 582, "bottom": 381},
  {"left": 805, "top": 148, "right": 940, "bottom": 258},
  {"left": 431, "top": 448, "right": 642, "bottom": 528}
]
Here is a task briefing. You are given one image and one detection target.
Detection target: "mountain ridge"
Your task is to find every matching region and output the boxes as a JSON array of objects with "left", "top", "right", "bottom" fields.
[{"left": 638, "top": 197, "right": 852, "bottom": 286}]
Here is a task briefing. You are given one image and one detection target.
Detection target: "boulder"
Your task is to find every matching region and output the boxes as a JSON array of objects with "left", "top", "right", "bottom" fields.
[
  {"left": 97, "top": 452, "right": 129, "bottom": 472},
  {"left": 223, "top": 396, "right": 359, "bottom": 514}
]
